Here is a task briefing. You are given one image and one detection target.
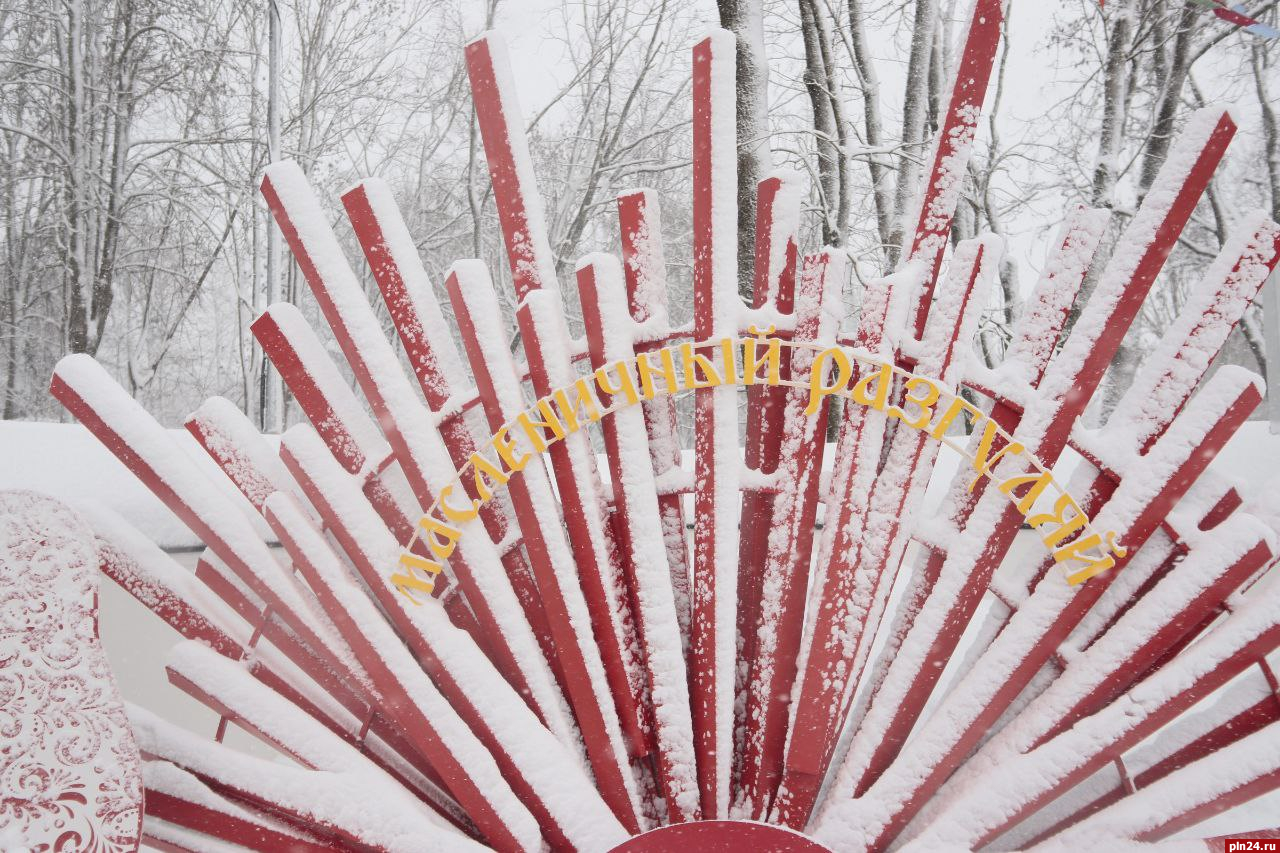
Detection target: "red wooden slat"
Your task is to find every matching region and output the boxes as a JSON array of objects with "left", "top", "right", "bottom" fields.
[
  {"left": 578, "top": 252, "right": 700, "bottom": 824},
  {"left": 738, "top": 251, "right": 843, "bottom": 818},
  {"left": 617, "top": 188, "right": 692, "bottom": 653},
  {"left": 736, "top": 172, "right": 801, "bottom": 745},
  {"left": 688, "top": 28, "right": 741, "bottom": 820}
]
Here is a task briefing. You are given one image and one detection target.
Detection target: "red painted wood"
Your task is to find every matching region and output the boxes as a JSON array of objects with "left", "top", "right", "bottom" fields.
[
  {"left": 776, "top": 240, "right": 989, "bottom": 827},
  {"left": 738, "top": 252, "right": 838, "bottom": 818},
  {"left": 608, "top": 820, "right": 832, "bottom": 853},
  {"left": 617, "top": 188, "right": 691, "bottom": 653},
  {"left": 143, "top": 789, "right": 334, "bottom": 852},
  {"left": 446, "top": 265, "right": 642, "bottom": 833},
  {"left": 849, "top": 111, "right": 1238, "bottom": 813},
  {"left": 905, "top": 0, "right": 1002, "bottom": 336},
  {"left": 341, "top": 180, "right": 557, "bottom": 685},
  {"left": 579, "top": 256, "right": 699, "bottom": 824},
  {"left": 736, "top": 173, "right": 800, "bottom": 754}
]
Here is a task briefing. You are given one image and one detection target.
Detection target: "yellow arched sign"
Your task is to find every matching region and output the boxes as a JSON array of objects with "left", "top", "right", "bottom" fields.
[{"left": 393, "top": 331, "right": 1124, "bottom": 601}]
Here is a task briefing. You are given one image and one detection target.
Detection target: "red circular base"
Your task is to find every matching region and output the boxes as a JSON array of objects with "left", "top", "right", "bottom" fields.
[{"left": 608, "top": 820, "right": 832, "bottom": 852}]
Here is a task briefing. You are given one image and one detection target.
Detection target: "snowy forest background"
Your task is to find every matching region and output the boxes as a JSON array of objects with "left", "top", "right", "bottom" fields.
[{"left": 2, "top": 0, "right": 1277, "bottom": 432}]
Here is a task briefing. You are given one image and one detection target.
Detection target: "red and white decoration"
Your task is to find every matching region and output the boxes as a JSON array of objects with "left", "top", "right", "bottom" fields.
[
  {"left": 0, "top": 492, "right": 143, "bottom": 851},
  {"left": 4, "top": 0, "right": 1280, "bottom": 849}
]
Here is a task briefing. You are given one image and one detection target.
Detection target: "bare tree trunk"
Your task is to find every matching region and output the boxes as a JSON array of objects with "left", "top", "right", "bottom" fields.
[
  {"left": 1104, "top": 4, "right": 1197, "bottom": 415},
  {"left": 1090, "top": 4, "right": 1133, "bottom": 207},
  {"left": 888, "top": 0, "right": 937, "bottom": 267},
  {"left": 799, "top": 0, "right": 842, "bottom": 246},
  {"left": 1138, "top": 5, "right": 1197, "bottom": 200},
  {"left": 847, "top": 0, "right": 893, "bottom": 254},
  {"left": 718, "top": 0, "right": 770, "bottom": 300}
]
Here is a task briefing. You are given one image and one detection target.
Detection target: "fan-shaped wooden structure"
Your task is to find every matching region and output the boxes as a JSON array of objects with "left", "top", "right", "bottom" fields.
[{"left": 32, "top": 0, "right": 1280, "bottom": 849}]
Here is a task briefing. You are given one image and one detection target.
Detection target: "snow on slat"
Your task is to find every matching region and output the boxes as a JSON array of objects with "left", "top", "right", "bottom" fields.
[
  {"left": 923, "top": 213, "right": 1280, "bottom": 767},
  {"left": 249, "top": 303, "right": 479, "bottom": 635},
  {"left": 1046, "top": 721, "right": 1280, "bottom": 844},
  {"left": 87, "top": 504, "right": 463, "bottom": 819},
  {"left": 519, "top": 289, "right": 652, "bottom": 750},
  {"left": 832, "top": 546, "right": 1280, "bottom": 850},
  {"left": 894, "top": 550, "right": 1280, "bottom": 852},
  {"left": 853, "top": 207, "right": 1109, "bottom": 774},
  {"left": 777, "top": 236, "right": 994, "bottom": 827},
  {"left": 738, "top": 250, "right": 844, "bottom": 818},
  {"left": 278, "top": 424, "right": 573, "bottom": 746},
  {"left": 914, "top": 512, "right": 1272, "bottom": 837},
  {"left": 185, "top": 396, "right": 305, "bottom": 513},
  {"left": 902, "top": 0, "right": 1002, "bottom": 335},
  {"left": 1010, "top": 671, "right": 1280, "bottom": 847},
  {"left": 910, "top": 212, "right": 1280, "bottom": 768},
  {"left": 142, "top": 760, "right": 334, "bottom": 852},
  {"left": 464, "top": 33, "right": 560, "bottom": 301},
  {"left": 736, "top": 171, "right": 802, "bottom": 719},
  {"left": 132, "top": 661, "right": 493, "bottom": 853},
  {"left": 689, "top": 27, "right": 740, "bottom": 820},
  {"left": 342, "top": 178, "right": 555, "bottom": 669},
  {"left": 465, "top": 30, "right": 652, "bottom": 782},
  {"left": 830, "top": 108, "right": 1237, "bottom": 815},
  {"left": 249, "top": 303, "right": 418, "bottom": 537},
  {"left": 49, "top": 354, "right": 361, "bottom": 689},
  {"left": 446, "top": 260, "right": 643, "bottom": 833},
  {"left": 618, "top": 188, "right": 692, "bottom": 653},
  {"left": 577, "top": 252, "right": 700, "bottom": 824},
  {"left": 279, "top": 416, "right": 544, "bottom": 712},
  {"left": 465, "top": 29, "right": 653, "bottom": 765},
  {"left": 265, "top": 490, "right": 627, "bottom": 852},
  {"left": 262, "top": 162, "right": 555, "bottom": 680},
  {"left": 822, "top": 364, "right": 1265, "bottom": 849}
]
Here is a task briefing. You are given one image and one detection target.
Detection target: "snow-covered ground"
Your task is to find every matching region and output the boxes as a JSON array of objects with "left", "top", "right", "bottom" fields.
[{"left": 3, "top": 416, "right": 1280, "bottom": 843}]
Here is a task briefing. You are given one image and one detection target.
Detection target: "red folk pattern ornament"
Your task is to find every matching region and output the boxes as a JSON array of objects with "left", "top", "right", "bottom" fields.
[
  {"left": 0, "top": 492, "right": 143, "bottom": 852},
  {"left": 17, "top": 0, "right": 1280, "bottom": 848}
]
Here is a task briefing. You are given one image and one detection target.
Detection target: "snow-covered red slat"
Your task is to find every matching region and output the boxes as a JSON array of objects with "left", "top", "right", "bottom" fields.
[
  {"left": 49, "top": 354, "right": 362, "bottom": 691},
  {"left": 461, "top": 30, "right": 652, "bottom": 762},
  {"left": 92, "top": 513, "right": 463, "bottom": 819},
  {"left": 577, "top": 253, "right": 700, "bottom": 824},
  {"left": 185, "top": 396, "right": 304, "bottom": 513},
  {"left": 262, "top": 163, "right": 557, "bottom": 686},
  {"left": 249, "top": 303, "right": 419, "bottom": 545},
  {"left": 261, "top": 495, "right": 544, "bottom": 851},
  {"left": 133, "top": 655, "right": 497, "bottom": 853},
  {"left": 341, "top": 178, "right": 554, "bottom": 669},
  {"left": 617, "top": 188, "right": 692, "bottom": 651},
  {"left": 278, "top": 424, "right": 573, "bottom": 748},
  {"left": 738, "top": 250, "right": 843, "bottom": 818},
  {"left": 465, "top": 33, "right": 560, "bottom": 300},
  {"left": 1027, "top": 720, "right": 1280, "bottom": 845},
  {"left": 914, "top": 512, "right": 1273, "bottom": 845},
  {"left": 143, "top": 788, "right": 332, "bottom": 852},
  {"left": 445, "top": 260, "right": 643, "bottom": 833},
  {"left": 823, "top": 531, "right": 1280, "bottom": 851},
  {"left": 736, "top": 171, "right": 802, "bottom": 728},
  {"left": 826, "top": 365, "right": 1264, "bottom": 849},
  {"left": 775, "top": 236, "right": 994, "bottom": 828},
  {"left": 903, "top": 0, "right": 1002, "bottom": 335},
  {"left": 848, "top": 207, "right": 1109, "bottom": 776},
  {"left": 518, "top": 288, "right": 652, "bottom": 751},
  {"left": 250, "top": 302, "right": 481, "bottom": 636},
  {"left": 267, "top": 491, "right": 629, "bottom": 853},
  {"left": 1017, "top": 666, "right": 1280, "bottom": 846},
  {"left": 833, "top": 108, "right": 1238, "bottom": 812},
  {"left": 143, "top": 760, "right": 335, "bottom": 852},
  {"left": 688, "top": 28, "right": 740, "bottom": 820},
  {"left": 143, "top": 791, "right": 328, "bottom": 851}
]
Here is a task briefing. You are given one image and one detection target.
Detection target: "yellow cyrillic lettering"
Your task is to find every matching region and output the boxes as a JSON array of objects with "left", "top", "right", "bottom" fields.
[
  {"left": 805, "top": 347, "right": 854, "bottom": 415},
  {"left": 888, "top": 376, "right": 941, "bottom": 430}
]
